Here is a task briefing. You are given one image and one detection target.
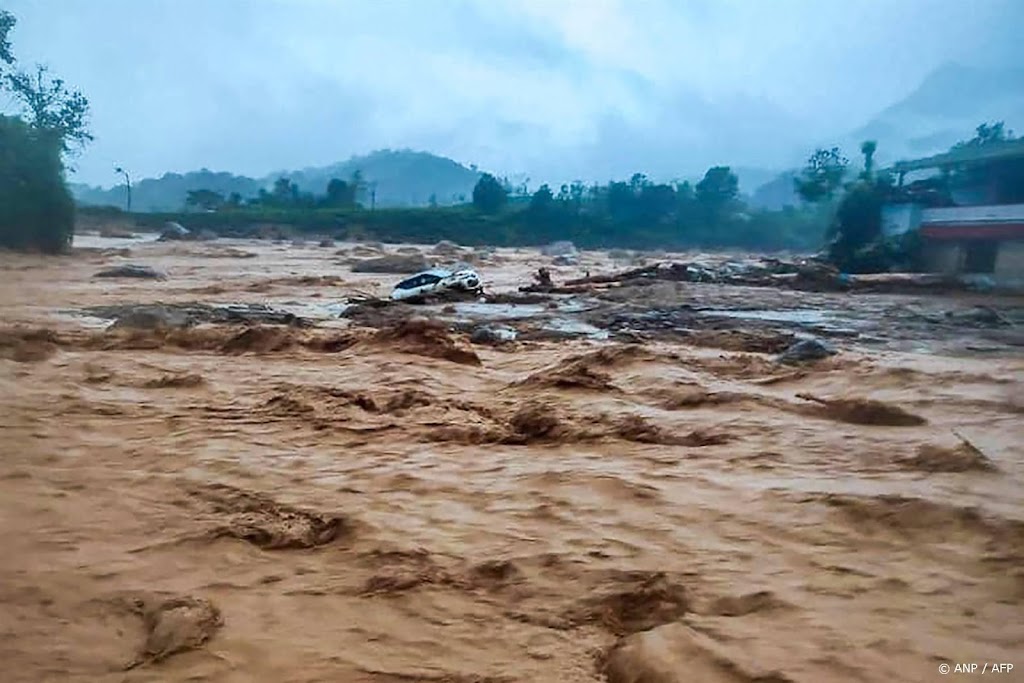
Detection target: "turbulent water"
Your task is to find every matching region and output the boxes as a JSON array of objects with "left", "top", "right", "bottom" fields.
[{"left": 1, "top": 237, "right": 1022, "bottom": 682}]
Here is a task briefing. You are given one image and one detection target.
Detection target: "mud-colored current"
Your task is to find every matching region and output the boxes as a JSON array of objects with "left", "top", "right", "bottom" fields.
[{"left": 1, "top": 237, "right": 1022, "bottom": 682}]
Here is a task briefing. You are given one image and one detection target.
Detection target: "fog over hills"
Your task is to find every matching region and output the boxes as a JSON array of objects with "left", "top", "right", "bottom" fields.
[{"left": 71, "top": 60, "right": 1023, "bottom": 212}]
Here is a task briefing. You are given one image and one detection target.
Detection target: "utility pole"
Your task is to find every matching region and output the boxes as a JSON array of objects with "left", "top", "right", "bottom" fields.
[
  {"left": 115, "top": 166, "right": 131, "bottom": 212},
  {"left": 369, "top": 181, "right": 378, "bottom": 211}
]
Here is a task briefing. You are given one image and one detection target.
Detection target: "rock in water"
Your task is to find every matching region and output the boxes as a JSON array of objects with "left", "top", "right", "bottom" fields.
[
  {"left": 777, "top": 338, "right": 837, "bottom": 365},
  {"left": 470, "top": 325, "right": 518, "bottom": 345},
  {"left": 94, "top": 264, "right": 166, "bottom": 280},
  {"left": 553, "top": 254, "right": 579, "bottom": 266}
]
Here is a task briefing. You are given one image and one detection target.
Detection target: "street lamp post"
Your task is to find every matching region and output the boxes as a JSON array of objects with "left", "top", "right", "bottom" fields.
[{"left": 114, "top": 166, "right": 131, "bottom": 212}]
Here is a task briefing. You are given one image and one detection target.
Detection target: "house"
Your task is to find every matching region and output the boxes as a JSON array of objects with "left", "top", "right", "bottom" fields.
[{"left": 882, "top": 139, "right": 1024, "bottom": 282}]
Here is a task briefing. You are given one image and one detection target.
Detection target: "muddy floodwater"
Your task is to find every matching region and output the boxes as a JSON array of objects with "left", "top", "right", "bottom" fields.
[{"left": 1, "top": 236, "right": 1022, "bottom": 682}]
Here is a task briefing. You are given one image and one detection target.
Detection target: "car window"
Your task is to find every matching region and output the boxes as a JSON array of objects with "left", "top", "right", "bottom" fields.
[{"left": 396, "top": 273, "right": 441, "bottom": 289}]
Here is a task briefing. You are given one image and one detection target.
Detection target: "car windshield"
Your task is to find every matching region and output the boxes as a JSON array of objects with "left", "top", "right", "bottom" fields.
[{"left": 395, "top": 273, "right": 442, "bottom": 290}]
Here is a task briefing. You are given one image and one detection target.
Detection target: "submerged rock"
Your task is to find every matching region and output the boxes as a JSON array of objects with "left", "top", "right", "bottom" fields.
[
  {"left": 470, "top": 325, "right": 518, "bottom": 345},
  {"left": 94, "top": 264, "right": 166, "bottom": 280},
  {"left": 777, "top": 338, "right": 836, "bottom": 364}
]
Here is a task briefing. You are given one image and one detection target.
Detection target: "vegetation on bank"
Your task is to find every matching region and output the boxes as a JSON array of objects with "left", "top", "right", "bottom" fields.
[
  {"left": 109, "top": 165, "right": 830, "bottom": 252},
  {"left": 0, "top": 9, "right": 90, "bottom": 253}
]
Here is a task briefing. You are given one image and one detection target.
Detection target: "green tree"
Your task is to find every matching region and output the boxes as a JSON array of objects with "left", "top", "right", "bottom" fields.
[
  {"left": 184, "top": 188, "right": 225, "bottom": 211},
  {"left": 0, "top": 9, "right": 86, "bottom": 253},
  {"left": 860, "top": 140, "right": 877, "bottom": 179},
  {"left": 0, "top": 10, "right": 14, "bottom": 68},
  {"left": 324, "top": 177, "right": 355, "bottom": 208},
  {"left": 794, "top": 147, "right": 848, "bottom": 203},
  {"left": 695, "top": 166, "right": 739, "bottom": 221},
  {"left": 270, "top": 177, "right": 299, "bottom": 206},
  {"left": 472, "top": 173, "right": 507, "bottom": 214},
  {"left": 0, "top": 116, "right": 74, "bottom": 252},
  {"left": 5, "top": 64, "right": 92, "bottom": 154},
  {"left": 530, "top": 184, "right": 554, "bottom": 212}
]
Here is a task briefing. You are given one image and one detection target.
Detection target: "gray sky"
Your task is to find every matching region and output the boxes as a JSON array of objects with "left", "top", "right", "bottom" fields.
[{"left": 4, "top": 0, "right": 1022, "bottom": 187}]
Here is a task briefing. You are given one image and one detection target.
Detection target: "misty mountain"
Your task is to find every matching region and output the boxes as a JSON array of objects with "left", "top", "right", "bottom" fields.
[
  {"left": 847, "top": 62, "right": 1024, "bottom": 164},
  {"left": 71, "top": 170, "right": 265, "bottom": 212},
  {"left": 277, "top": 149, "right": 481, "bottom": 207},
  {"left": 71, "top": 150, "right": 482, "bottom": 211},
  {"left": 748, "top": 62, "right": 1024, "bottom": 208}
]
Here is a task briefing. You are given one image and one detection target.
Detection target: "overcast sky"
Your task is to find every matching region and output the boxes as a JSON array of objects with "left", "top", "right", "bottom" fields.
[{"left": 3, "top": 0, "right": 1022, "bottom": 187}]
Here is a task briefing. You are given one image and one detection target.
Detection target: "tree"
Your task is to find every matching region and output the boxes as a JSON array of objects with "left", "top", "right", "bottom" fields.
[
  {"left": 324, "top": 178, "right": 355, "bottom": 208},
  {"left": 860, "top": 140, "right": 877, "bottom": 179},
  {"left": 5, "top": 64, "right": 92, "bottom": 154},
  {"left": 0, "top": 10, "right": 14, "bottom": 68},
  {"left": 184, "top": 189, "right": 225, "bottom": 211},
  {"left": 0, "top": 115, "right": 74, "bottom": 252},
  {"left": 0, "top": 9, "right": 85, "bottom": 253},
  {"left": 695, "top": 166, "right": 739, "bottom": 221},
  {"left": 271, "top": 177, "right": 298, "bottom": 206},
  {"left": 472, "top": 173, "right": 507, "bottom": 214},
  {"left": 529, "top": 184, "right": 554, "bottom": 213},
  {"left": 794, "top": 147, "right": 848, "bottom": 203}
]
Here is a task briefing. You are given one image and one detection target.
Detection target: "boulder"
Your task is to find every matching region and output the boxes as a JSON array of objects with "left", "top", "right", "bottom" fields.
[
  {"left": 94, "top": 264, "right": 166, "bottom": 280},
  {"left": 777, "top": 338, "right": 836, "bottom": 365},
  {"left": 470, "top": 325, "right": 518, "bottom": 345},
  {"left": 552, "top": 254, "right": 579, "bottom": 266},
  {"left": 318, "top": 238, "right": 336, "bottom": 248}
]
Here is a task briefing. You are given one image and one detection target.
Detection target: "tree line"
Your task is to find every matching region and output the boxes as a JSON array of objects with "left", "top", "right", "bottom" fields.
[
  {"left": 463, "top": 166, "right": 825, "bottom": 250},
  {"left": 185, "top": 171, "right": 370, "bottom": 211}
]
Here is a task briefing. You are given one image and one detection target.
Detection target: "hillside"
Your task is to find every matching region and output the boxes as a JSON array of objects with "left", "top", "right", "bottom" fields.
[
  {"left": 71, "top": 170, "right": 264, "bottom": 212},
  {"left": 72, "top": 150, "right": 483, "bottom": 212},
  {"left": 749, "top": 62, "right": 1024, "bottom": 207},
  {"left": 278, "top": 149, "right": 482, "bottom": 207},
  {"left": 848, "top": 62, "right": 1024, "bottom": 164}
]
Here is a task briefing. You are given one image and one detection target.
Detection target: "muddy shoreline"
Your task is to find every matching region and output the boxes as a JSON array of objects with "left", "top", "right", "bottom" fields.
[{"left": 1, "top": 235, "right": 1022, "bottom": 682}]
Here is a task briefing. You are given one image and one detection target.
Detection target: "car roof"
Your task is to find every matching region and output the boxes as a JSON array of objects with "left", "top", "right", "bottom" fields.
[{"left": 419, "top": 268, "right": 452, "bottom": 277}]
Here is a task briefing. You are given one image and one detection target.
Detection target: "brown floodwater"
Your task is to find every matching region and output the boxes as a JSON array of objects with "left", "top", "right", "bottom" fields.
[{"left": 1, "top": 236, "right": 1022, "bottom": 682}]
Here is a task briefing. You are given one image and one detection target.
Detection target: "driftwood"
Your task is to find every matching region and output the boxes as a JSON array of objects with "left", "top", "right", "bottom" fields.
[
  {"left": 519, "top": 284, "right": 592, "bottom": 294},
  {"left": 564, "top": 264, "right": 662, "bottom": 286}
]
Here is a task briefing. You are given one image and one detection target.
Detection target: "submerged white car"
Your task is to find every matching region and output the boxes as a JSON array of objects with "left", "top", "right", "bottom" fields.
[{"left": 390, "top": 268, "right": 482, "bottom": 301}]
